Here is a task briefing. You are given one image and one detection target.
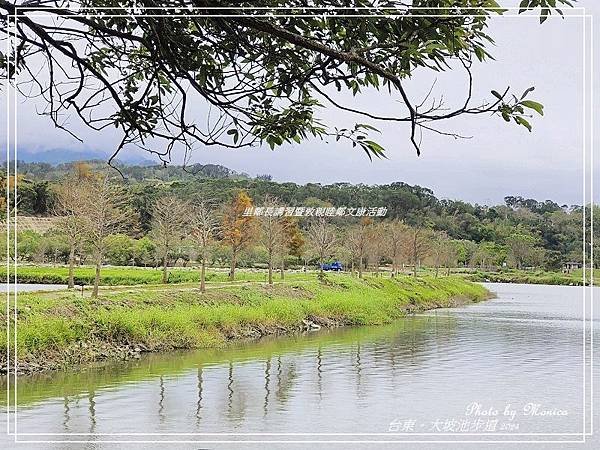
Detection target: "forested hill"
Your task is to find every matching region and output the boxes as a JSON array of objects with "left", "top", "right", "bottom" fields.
[
  {"left": 15, "top": 160, "right": 252, "bottom": 182},
  {"left": 7, "top": 161, "right": 596, "bottom": 270}
]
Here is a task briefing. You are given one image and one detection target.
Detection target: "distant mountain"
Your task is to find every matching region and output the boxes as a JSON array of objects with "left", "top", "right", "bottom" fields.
[{"left": 4, "top": 148, "right": 155, "bottom": 166}]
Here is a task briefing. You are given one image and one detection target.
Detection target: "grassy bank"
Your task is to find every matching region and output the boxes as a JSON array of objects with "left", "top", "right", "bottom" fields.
[
  {"left": 462, "top": 269, "right": 589, "bottom": 286},
  {"left": 0, "top": 275, "right": 489, "bottom": 374}
]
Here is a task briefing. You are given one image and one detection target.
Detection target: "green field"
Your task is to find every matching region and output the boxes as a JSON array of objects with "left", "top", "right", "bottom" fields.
[
  {"left": 2, "top": 264, "right": 596, "bottom": 288},
  {"left": 0, "top": 265, "right": 314, "bottom": 285},
  {"left": 0, "top": 275, "right": 490, "bottom": 373}
]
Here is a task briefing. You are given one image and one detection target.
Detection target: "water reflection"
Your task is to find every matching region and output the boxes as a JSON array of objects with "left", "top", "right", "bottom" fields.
[
  {"left": 195, "top": 368, "right": 203, "bottom": 423},
  {"left": 1, "top": 284, "right": 597, "bottom": 439}
]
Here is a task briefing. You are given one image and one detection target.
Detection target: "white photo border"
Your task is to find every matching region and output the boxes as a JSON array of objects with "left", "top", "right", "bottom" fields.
[{"left": 3, "top": 5, "right": 595, "bottom": 445}]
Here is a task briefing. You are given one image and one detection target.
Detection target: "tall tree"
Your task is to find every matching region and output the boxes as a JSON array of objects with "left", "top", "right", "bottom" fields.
[
  {"left": 151, "top": 196, "right": 190, "bottom": 284},
  {"left": 79, "top": 174, "right": 130, "bottom": 297},
  {"left": 366, "top": 222, "right": 387, "bottom": 276},
  {"left": 221, "top": 191, "right": 256, "bottom": 281},
  {"left": 346, "top": 218, "right": 372, "bottom": 278},
  {"left": 402, "top": 226, "right": 433, "bottom": 278},
  {"left": 0, "top": 1, "right": 562, "bottom": 166},
  {"left": 257, "top": 196, "right": 287, "bottom": 285},
  {"left": 386, "top": 219, "right": 408, "bottom": 276},
  {"left": 429, "top": 231, "right": 451, "bottom": 277},
  {"left": 308, "top": 218, "right": 337, "bottom": 277},
  {"left": 281, "top": 217, "right": 304, "bottom": 279},
  {"left": 53, "top": 175, "right": 89, "bottom": 288},
  {"left": 190, "top": 201, "right": 218, "bottom": 293}
]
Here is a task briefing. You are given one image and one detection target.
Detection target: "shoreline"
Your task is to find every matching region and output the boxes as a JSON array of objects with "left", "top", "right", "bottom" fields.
[
  {"left": 464, "top": 271, "right": 588, "bottom": 286},
  {"left": 1, "top": 275, "right": 491, "bottom": 375}
]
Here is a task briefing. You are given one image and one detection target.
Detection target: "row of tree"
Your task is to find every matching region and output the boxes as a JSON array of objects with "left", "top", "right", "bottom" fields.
[
  {"left": 2, "top": 167, "right": 556, "bottom": 298},
  {"left": 5, "top": 161, "right": 597, "bottom": 273}
]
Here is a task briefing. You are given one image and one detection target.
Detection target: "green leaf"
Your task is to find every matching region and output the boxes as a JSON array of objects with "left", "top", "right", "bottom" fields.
[
  {"left": 520, "top": 86, "right": 535, "bottom": 99},
  {"left": 356, "top": 123, "right": 380, "bottom": 133},
  {"left": 515, "top": 116, "right": 532, "bottom": 132},
  {"left": 519, "top": 0, "right": 530, "bottom": 14},
  {"left": 362, "top": 140, "right": 386, "bottom": 159},
  {"left": 474, "top": 47, "right": 485, "bottom": 62},
  {"left": 520, "top": 100, "right": 544, "bottom": 115}
]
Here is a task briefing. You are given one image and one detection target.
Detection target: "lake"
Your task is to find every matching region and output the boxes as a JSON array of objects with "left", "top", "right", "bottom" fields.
[
  {"left": 0, "top": 284, "right": 67, "bottom": 292},
  {"left": 1, "top": 283, "right": 598, "bottom": 448}
]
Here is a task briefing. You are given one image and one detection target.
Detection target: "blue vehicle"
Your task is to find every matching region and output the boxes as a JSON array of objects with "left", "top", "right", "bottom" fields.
[{"left": 320, "top": 261, "right": 343, "bottom": 271}]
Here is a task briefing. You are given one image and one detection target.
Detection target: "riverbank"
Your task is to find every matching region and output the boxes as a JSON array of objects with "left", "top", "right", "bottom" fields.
[
  {"left": 0, "top": 275, "right": 490, "bottom": 374},
  {"left": 463, "top": 269, "right": 590, "bottom": 286}
]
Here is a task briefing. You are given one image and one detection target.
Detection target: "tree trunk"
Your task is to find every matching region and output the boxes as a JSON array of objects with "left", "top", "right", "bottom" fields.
[
  {"left": 268, "top": 253, "right": 273, "bottom": 285},
  {"left": 435, "top": 265, "right": 439, "bottom": 278},
  {"left": 92, "top": 257, "right": 101, "bottom": 298},
  {"left": 200, "top": 254, "right": 206, "bottom": 293},
  {"left": 229, "top": 249, "right": 237, "bottom": 281},
  {"left": 319, "top": 252, "right": 324, "bottom": 276},
  {"left": 413, "top": 256, "right": 418, "bottom": 278},
  {"left": 280, "top": 259, "right": 285, "bottom": 280},
  {"left": 68, "top": 244, "right": 75, "bottom": 289},
  {"left": 162, "top": 251, "right": 169, "bottom": 284},
  {"left": 358, "top": 254, "right": 363, "bottom": 279}
]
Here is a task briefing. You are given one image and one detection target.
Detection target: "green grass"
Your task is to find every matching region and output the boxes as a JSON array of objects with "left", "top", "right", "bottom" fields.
[
  {"left": 0, "top": 264, "right": 313, "bottom": 285},
  {"left": 0, "top": 275, "right": 489, "bottom": 371}
]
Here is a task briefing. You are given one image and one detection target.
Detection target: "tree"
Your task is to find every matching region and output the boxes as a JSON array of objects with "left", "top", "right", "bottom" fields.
[
  {"left": 0, "top": 1, "right": 563, "bottom": 166},
  {"left": 150, "top": 196, "right": 190, "bottom": 284},
  {"left": 40, "top": 231, "right": 70, "bottom": 264},
  {"left": 385, "top": 219, "right": 408, "bottom": 276},
  {"left": 190, "top": 201, "right": 218, "bottom": 293},
  {"left": 133, "top": 236, "right": 156, "bottom": 267},
  {"left": 53, "top": 175, "right": 89, "bottom": 288},
  {"left": 471, "top": 241, "right": 506, "bottom": 269},
  {"left": 282, "top": 217, "right": 305, "bottom": 278},
  {"left": 506, "top": 231, "right": 543, "bottom": 269},
  {"left": 105, "top": 234, "right": 135, "bottom": 266},
  {"left": 345, "top": 217, "right": 372, "bottom": 278},
  {"left": 79, "top": 174, "right": 130, "bottom": 297},
  {"left": 257, "top": 196, "right": 287, "bottom": 285},
  {"left": 221, "top": 191, "right": 256, "bottom": 281},
  {"left": 429, "top": 231, "right": 452, "bottom": 277},
  {"left": 402, "top": 226, "right": 433, "bottom": 277},
  {"left": 307, "top": 218, "right": 337, "bottom": 277},
  {"left": 366, "top": 222, "right": 387, "bottom": 276},
  {"left": 16, "top": 230, "right": 42, "bottom": 262},
  {"left": 440, "top": 240, "right": 460, "bottom": 276}
]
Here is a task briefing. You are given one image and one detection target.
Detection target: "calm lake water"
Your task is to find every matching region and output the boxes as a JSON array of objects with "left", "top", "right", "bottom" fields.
[
  {"left": 1, "top": 283, "right": 598, "bottom": 449},
  {"left": 0, "top": 284, "right": 67, "bottom": 292}
]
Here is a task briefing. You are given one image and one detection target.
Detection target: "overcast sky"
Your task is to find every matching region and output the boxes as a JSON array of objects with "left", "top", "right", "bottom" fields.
[{"left": 5, "top": 1, "right": 599, "bottom": 206}]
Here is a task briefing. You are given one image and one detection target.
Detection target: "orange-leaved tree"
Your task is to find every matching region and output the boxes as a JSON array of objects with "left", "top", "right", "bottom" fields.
[{"left": 221, "top": 191, "right": 256, "bottom": 281}]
